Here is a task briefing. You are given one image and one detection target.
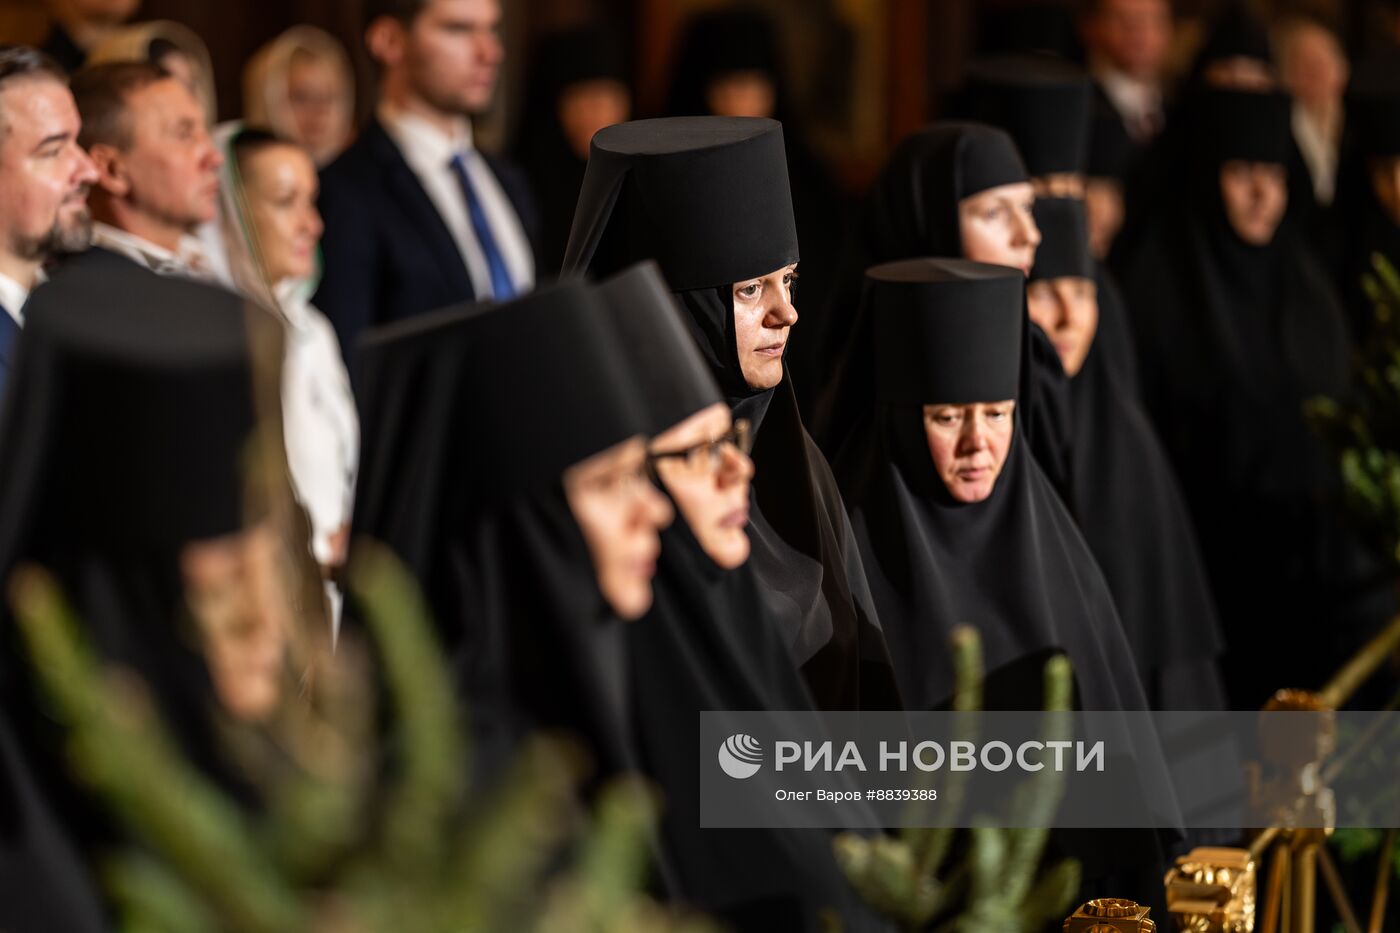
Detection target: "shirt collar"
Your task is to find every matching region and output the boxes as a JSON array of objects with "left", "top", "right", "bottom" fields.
[
  {"left": 0, "top": 271, "right": 31, "bottom": 326},
  {"left": 93, "top": 223, "right": 211, "bottom": 278},
  {"left": 378, "top": 101, "right": 475, "bottom": 168},
  {"left": 1093, "top": 62, "right": 1162, "bottom": 118}
]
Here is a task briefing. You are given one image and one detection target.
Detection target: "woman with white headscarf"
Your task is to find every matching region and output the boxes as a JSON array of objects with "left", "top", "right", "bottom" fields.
[{"left": 243, "top": 26, "right": 356, "bottom": 167}]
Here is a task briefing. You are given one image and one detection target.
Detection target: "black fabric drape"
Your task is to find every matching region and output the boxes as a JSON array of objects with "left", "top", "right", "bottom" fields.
[
  {"left": 563, "top": 116, "right": 902, "bottom": 711},
  {"left": 1120, "top": 90, "right": 1394, "bottom": 709}
]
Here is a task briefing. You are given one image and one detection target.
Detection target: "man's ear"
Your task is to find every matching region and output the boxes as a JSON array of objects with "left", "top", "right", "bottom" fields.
[
  {"left": 87, "top": 143, "right": 131, "bottom": 199},
  {"left": 365, "top": 16, "right": 407, "bottom": 70}
]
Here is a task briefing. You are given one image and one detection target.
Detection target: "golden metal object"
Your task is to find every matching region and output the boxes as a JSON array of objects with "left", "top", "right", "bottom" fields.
[
  {"left": 1164, "top": 847, "right": 1257, "bottom": 932},
  {"left": 1064, "top": 898, "right": 1156, "bottom": 932},
  {"left": 1317, "top": 612, "right": 1400, "bottom": 711}
]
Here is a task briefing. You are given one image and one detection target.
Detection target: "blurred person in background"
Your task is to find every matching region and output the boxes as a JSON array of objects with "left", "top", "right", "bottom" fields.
[
  {"left": 85, "top": 20, "right": 217, "bottom": 126},
  {"left": 1276, "top": 16, "right": 1348, "bottom": 206},
  {"left": 512, "top": 22, "right": 629, "bottom": 277},
  {"left": 216, "top": 127, "right": 358, "bottom": 579},
  {"left": 666, "top": 5, "right": 850, "bottom": 414},
  {"left": 71, "top": 61, "right": 223, "bottom": 278},
  {"left": 38, "top": 0, "right": 139, "bottom": 73},
  {"left": 243, "top": 26, "right": 356, "bottom": 168},
  {"left": 0, "top": 45, "right": 98, "bottom": 406},
  {"left": 315, "top": 0, "right": 539, "bottom": 369}
]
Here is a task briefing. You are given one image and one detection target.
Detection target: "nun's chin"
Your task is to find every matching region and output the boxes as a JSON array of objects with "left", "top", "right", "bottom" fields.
[
  {"left": 739, "top": 354, "right": 785, "bottom": 390},
  {"left": 603, "top": 580, "right": 655, "bottom": 620}
]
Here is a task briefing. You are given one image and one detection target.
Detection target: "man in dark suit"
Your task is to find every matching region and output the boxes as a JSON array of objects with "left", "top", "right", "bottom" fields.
[
  {"left": 0, "top": 46, "right": 98, "bottom": 403},
  {"left": 315, "top": 0, "right": 540, "bottom": 367},
  {"left": 1079, "top": 0, "right": 1173, "bottom": 262}
]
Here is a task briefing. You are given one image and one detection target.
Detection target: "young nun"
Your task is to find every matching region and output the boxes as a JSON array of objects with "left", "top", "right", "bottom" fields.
[
  {"left": 809, "top": 122, "right": 1075, "bottom": 513},
  {"left": 0, "top": 255, "right": 326, "bottom": 927},
  {"left": 352, "top": 281, "right": 674, "bottom": 771},
  {"left": 665, "top": 4, "right": 850, "bottom": 395},
  {"left": 596, "top": 262, "right": 889, "bottom": 931},
  {"left": 830, "top": 257, "right": 1179, "bottom": 909},
  {"left": 563, "top": 116, "right": 902, "bottom": 712},
  {"left": 959, "top": 55, "right": 1141, "bottom": 393},
  {"left": 1027, "top": 196, "right": 1227, "bottom": 710},
  {"left": 1121, "top": 88, "right": 1393, "bottom": 709}
]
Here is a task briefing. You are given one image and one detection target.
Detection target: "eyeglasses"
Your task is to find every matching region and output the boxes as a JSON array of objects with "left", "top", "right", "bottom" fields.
[{"left": 648, "top": 419, "right": 752, "bottom": 474}]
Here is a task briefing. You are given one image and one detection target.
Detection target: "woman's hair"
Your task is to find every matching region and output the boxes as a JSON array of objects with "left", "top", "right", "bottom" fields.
[{"left": 230, "top": 125, "right": 297, "bottom": 176}]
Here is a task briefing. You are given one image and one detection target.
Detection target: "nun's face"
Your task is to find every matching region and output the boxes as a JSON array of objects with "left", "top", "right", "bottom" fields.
[
  {"left": 923, "top": 402, "right": 1016, "bottom": 503},
  {"left": 1219, "top": 160, "right": 1287, "bottom": 245},
  {"left": 1027, "top": 277, "right": 1099, "bottom": 377},
  {"left": 649, "top": 403, "right": 754, "bottom": 569},
  {"left": 733, "top": 263, "right": 799, "bottom": 389},
  {"left": 706, "top": 71, "right": 777, "bottom": 119},
  {"left": 958, "top": 183, "right": 1041, "bottom": 276},
  {"left": 1369, "top": 156, "right": 1400, "bottom": 226},
  {"left": 558, "top": 79, "right": 631, "bottom": 161},
  {"left": 182, "top": 523, "right": 294, "bottom": 723},
  {"left": 564, "top": 436, "right": 674, "bottom": 620}
]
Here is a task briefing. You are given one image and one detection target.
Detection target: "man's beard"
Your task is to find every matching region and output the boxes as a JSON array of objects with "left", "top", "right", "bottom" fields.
[{"left": 16, "top": 207, "right": 94, "bottom": 261}]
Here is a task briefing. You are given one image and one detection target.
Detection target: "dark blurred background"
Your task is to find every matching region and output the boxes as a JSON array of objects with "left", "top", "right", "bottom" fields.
[{"left": 0, "top": 0, "right": 1389, "bottom": 185}]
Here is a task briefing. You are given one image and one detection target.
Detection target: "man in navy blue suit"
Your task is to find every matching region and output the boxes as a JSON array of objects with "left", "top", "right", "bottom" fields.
[
  {"left": 0, "top": 45, "right": 99, "bottom": 404},
  {"left": 315, "top": 0, "right": 540, "bottom": 368}
]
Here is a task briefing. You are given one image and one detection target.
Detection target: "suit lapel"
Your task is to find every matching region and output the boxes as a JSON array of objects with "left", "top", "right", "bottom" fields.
[{"left": 364, "top": 120, "right": 476, "bottom": 300}]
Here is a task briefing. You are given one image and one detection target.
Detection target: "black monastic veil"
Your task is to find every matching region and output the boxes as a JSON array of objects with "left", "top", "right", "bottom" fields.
[
  {"left": 810, "top": 122, "right": 1078, "bottom": 512},
  {"left": 597, "top": 261, "right": 889, "bottom": 930},
  {"left": 830, "top": 256, "right": 1181, "bottom": 906},
  {"left": 0, "top": 251, "right": 305, "bottom": 931},
  {"left": 563, "top": 115, "right": 902, "bottom": 713},
  {"left": 1120, "top": 88, "right": 1394, "bottom": 709},
  {"left": 1031, "top": 196, "right": 1227, "bottom": 709},
  {"left": 354, "top": 282, "right": 664, "bottom": 781}
]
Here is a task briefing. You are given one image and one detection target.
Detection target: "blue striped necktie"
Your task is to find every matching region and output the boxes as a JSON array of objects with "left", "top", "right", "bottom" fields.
[{"left": 449, "top": 151, "right": 516, "bottom": 300}]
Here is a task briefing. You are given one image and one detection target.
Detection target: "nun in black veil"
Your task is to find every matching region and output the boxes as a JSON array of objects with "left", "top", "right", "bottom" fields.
[
  {"left": 0, "top": 251, "right": 324, "bottom": 929},
  {"left": 1027, "top": 197, "right": 1227, "bottom": 710},
  {"left": 664, "top": 3, "right": 850, "bottom": 374},
  {"left": 829, "top": 256, "right": 1180, "bottom": 913},
  {"left": 1120, "top": 88, "right": 1394, "bottom": 709},
  {"left": 957, "top": 54, "right": 1141, "bottom": 394},
  {"left": 808, "top": 122, "right": 1077, "bottom": 512},
  {"left": 596, "top": 262, "right": 889, "bottom": 931},
  {"left": 512, "top": 22, "right": 630, "bottom": 278},
  {"left": 353, "top": 281, "right": 675, "bottom": 774},
  {"left": 562, "top": 115, "right": 902, "bottom": 712}
]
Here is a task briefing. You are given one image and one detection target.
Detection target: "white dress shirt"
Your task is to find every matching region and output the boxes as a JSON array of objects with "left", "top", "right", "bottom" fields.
[
  {"left": 276, "top": 278, "right": 359, "bottom": 569},
  {"left": 1293, "top": 105, "right": 1339, "bottom": 205},
  {"left": 0, "top": 272, "right": 30, "bottom": 326},
  {"left": 379, "top": 103, "right": 534, "bottom": 299},
  {"left": 92, "top": 223, "right": 214, "bottom": 280},
  {"left": 1093, "top": 64, "right": 1165, "bottom": 142}
]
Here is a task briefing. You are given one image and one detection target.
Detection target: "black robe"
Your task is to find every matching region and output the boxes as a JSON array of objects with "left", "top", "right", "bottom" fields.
[
  {"left": 808, "top": 122, "right": 1078, "bottom": 511},
  {"left": 0, "top": 252, "right": 305, "bottom": 930},
  {"left": 562, "top": 116, "right": 903, "bottom": 711},
  {"left": 1121, "top": 141, "right": 1394, "bottom": 709}
]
